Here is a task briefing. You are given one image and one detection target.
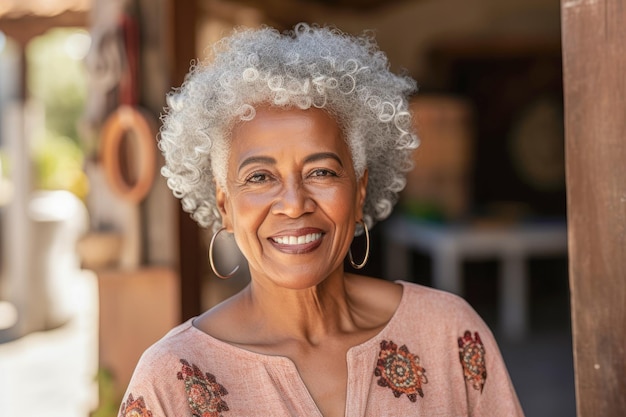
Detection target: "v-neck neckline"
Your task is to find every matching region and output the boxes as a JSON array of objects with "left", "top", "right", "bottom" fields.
[
  {"left": 189, "top": 281, "right": 407, "bottom": 361},
  {"left": 188, "top": 281, "right": 409, "bottom": 416}
]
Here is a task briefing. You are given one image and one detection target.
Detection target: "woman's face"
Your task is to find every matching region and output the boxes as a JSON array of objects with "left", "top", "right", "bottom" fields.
[{"left": 216, "top": 106, "right": 368, "bottom": 290}]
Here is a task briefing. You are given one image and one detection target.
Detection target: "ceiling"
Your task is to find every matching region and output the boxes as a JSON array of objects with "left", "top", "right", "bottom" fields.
[
  {"left": 0, "top": 0, "right": 91, "bottom": 21},
  {"left": 300, "top": 0, "right": 409, "bottom": 9},
  {"left": 229, "top": 0, "right": 411, "bottom": 16},
  {"left": 0, "top": 0, "right": 90, "bottom": 43}
]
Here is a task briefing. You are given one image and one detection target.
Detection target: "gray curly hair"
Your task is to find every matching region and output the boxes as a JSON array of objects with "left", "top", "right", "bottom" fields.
[{"left": 159, "top": 23, "right": 419, "bottom": 232}]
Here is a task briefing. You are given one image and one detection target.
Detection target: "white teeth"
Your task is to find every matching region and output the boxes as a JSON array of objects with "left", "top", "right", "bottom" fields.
[{"left": 274, "top": 233, "right": 322, "bottom": 245}]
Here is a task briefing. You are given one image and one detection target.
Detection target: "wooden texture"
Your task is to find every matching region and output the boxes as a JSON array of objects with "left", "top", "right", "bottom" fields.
[
  {"left": 168, "top": 0, "right": 203, "bottom": 321},
  {"left": 561, "top": 0, "right": 626, "bottom": 415},
  {"left": 97, "top": 267, "right": 179, "bottom": 397},
  {"left": 0, "top": 11, "right": 88, "bottom": 44}
]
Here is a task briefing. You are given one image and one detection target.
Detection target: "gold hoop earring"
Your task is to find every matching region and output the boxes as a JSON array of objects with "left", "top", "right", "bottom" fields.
[
  {"left": 348, "top": 220, "right": 370, "bottom": 270},
  {"left": 208, "top": 227, "right": 240, "bottom": 279}
]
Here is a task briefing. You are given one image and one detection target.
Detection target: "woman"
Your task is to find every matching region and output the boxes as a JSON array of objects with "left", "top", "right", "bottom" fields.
[{"left": 120, "top": 24, "right": 524, "bottom": 417}]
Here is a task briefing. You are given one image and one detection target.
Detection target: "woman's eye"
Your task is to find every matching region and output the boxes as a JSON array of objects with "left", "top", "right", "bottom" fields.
[
  {"left": 246, "top": 172, "right": 270, "bottom": 183},
  {"left": 310, "top": 169, "right": 337, "bottom": 178}
]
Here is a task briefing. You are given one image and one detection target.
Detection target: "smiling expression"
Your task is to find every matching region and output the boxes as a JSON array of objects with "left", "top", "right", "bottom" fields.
[{"left": 216, "top": 106, "right": 368, "bottom": 289}]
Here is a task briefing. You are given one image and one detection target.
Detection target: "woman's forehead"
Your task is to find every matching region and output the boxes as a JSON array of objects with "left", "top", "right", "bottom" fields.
[
  {"left": 231, "top": 106, "right": 341, "bottom": 144},
  {"left": 228, "top": 106, "right": 353, "bottom": 165}
]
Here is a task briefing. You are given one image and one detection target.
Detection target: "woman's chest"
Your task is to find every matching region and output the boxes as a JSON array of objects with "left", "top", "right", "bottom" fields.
[{"left": 189, "top": 339, "right": 467, "bottom": 417}]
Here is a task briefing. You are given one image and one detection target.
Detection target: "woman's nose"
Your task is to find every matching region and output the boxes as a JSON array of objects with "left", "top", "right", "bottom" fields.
[{"left": 271, "top": 179, "right": 315, "bottom": 217}]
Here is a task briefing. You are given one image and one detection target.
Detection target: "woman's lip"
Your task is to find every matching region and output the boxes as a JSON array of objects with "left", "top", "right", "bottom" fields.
[
  {"left": 269, "top": 227, "right": 323, "bottom": 240},
  {"left": 271, "top": 232, "right": 323, "bottom": 245},
  {"left": 268, "top": 228, "right": 324, "bottom": 254}
]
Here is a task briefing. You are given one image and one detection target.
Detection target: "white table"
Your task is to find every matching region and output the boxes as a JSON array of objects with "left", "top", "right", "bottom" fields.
[{"left": 382, "top": 215, "right": 568, "bottom": 340}]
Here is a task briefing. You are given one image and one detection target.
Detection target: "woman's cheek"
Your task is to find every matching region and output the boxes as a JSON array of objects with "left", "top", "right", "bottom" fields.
[
  {"left": 233, "top": 191, "right": 274, "bottom": 223},
  {"left": 317, "top": 185, "right": 356, "bottom": 215}
]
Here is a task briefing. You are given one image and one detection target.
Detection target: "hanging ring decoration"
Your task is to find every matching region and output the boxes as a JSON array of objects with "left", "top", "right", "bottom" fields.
[
  {"left": 100, "top": 105, "right": 157, "bottom": 204},
  {"left": 348, "top": 220, "right": 370, "bottom": 270},
  {"left": 208, "top": 227, "right": 240, "bottom": 279}
]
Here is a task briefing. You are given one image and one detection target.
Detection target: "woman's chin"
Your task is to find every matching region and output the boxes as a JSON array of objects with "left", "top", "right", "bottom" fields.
[{"left": 251, "top": 263, "right": 343, "bottom": 291}]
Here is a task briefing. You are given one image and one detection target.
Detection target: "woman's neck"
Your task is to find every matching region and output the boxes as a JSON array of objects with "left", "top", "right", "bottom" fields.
[
  {"left": 242, "top": 271, "right": 358, "bottom": 346},
  {"left": 195, "top": 271, "right": 402, "bottom": 353}
]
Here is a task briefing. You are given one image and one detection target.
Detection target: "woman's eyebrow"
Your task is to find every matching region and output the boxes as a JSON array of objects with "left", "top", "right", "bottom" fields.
[
  {"left": 304, "top": 152, "right": 343, "bottom": 167},
  {"left": 238, "top": 152, "right": 343, "bottom": 173},
  {"left": 238, "top": 155, "right": 276, "bottom": 173}
]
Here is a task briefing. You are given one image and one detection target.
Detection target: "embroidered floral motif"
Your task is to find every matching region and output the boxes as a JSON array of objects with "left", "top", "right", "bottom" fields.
[
  {"left": 458, "top": 330, "right": 487, "bottom": 392},
  {"left": 119, "top": 393, "right": 153, "bottom": 417},
  {"left": 177, "top": 359, "right": 229, "bottom": 417},
  {"left": 374, "top": 340, "right": 428, "bottom": 401}
]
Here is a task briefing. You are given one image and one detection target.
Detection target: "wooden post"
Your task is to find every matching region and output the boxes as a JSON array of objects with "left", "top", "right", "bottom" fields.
[
  {"left": 561, "top": 0, "right": 626, "bottom": 415},
  {"left": 167, "top": 0, "right": 203, "bottom": 320}
]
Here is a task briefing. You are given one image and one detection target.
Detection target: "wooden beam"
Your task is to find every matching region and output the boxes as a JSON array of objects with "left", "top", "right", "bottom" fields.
[
  {"left": 0, "top": 11, "right": 88, "bottom": 44},
  {"left": 561, "top": 0, "right": 626, "bottom": 415},
  {"left": 167, "top": 0, "right": 203, "bottom": 321}
]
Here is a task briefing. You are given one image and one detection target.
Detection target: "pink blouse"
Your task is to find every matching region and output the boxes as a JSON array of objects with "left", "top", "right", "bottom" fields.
[{"left": 119, "top": 281, "right": 524, "bottom": 416}]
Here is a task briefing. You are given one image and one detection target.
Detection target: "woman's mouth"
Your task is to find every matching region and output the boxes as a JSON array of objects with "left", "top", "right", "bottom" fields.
[
  {"left": 269, "top": 230, "right": 324, "bottom": 253},
  {"left": 271, "top": 232, "right": 322, "bottom": 245}
]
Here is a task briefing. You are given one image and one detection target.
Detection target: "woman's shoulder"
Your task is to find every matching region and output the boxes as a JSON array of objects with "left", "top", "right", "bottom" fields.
[
  {"left": 345, "top": 276, "right": 478, "bottom": 326},
  {"left": 399, "top": 280, "right": 471, "bottom": 306},
  {"left": 137, "top": 319, "right": 200, "bottom": 364},
  {"left": 130, "top": 317, "right": 247, "bottom": 384},
  {"left": 394, "top": 280, "right": 488, "bottom": 330},
  {"left": 351, "top": 277, "right": 475, "bottom": 313},
  {"left": 140, "top": 316, "right": 250, "bottom": 371},
  {"left": 122, "top": 320, "right": 239, "bottom": 416}
]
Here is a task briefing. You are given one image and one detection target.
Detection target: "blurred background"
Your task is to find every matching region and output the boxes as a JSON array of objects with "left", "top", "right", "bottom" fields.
[{"left": 0, "top": 0, "right": 574, "bottom": 416}]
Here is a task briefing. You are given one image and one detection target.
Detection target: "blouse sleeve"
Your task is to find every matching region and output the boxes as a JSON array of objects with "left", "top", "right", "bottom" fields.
[
  {"left": 453, "top": 296, "right": 525, "bottom": 417},
  {"left": 117, "top": 345, "right": 190, "bottom": 417}
]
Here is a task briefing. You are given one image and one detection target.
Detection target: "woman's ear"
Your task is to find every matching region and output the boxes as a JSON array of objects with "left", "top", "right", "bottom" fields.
[
  {"left": 215, "top": 183, "right": 233, "bottom": 231},
  {"left": 355, "top": 168, "right": 369, "bottom": 220}
]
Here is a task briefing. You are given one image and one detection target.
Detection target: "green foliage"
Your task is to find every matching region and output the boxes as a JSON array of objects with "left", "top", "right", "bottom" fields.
[
  {"left": 91, "top": 368, "right": 121, "bottom": 417},
  {"left": 31, "top": 132, "right": 88, "bottom": 200},
  {"left": 27, "top": 28, "right": 88, "bottom": 143},
  {"left": 26, "top": 28, "right": 90, "bottom": 198}
]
